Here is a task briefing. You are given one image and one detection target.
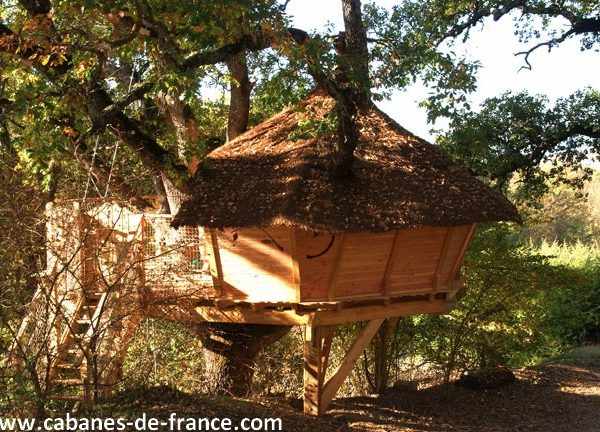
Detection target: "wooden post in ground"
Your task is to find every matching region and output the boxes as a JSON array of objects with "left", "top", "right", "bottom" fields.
[
  {"left": 303, "top": 325, "right": 335, "bottom": 415},
  {"left": 303, "top": 319, "right": 384, "bottom": 416}
]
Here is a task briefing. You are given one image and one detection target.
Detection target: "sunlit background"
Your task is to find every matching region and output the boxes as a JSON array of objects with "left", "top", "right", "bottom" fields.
[{"left": 287, "top": 0, "right": 600, "bottom": 147}]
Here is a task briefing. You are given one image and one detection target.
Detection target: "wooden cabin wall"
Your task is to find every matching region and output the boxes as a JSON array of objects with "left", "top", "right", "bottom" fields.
[
  {"left": 296, "top": 225, "right": 475, "bottom": 302},
  {"left": 206, "top": 227, "right": 299, "bottom": 302},
  {"left": 384, "top": 226, "right": 470, "bottom": 294}
]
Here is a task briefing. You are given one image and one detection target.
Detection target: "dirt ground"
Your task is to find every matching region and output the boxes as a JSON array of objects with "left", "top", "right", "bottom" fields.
[
  {"left": 328, "top": 362, "right": 600, "bottom": 431},
  {"left": 94, "top": 352, "right": 600, "bottom": 432}
]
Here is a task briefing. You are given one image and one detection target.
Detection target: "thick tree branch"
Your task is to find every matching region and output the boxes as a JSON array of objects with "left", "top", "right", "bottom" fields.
[
  {"left": 155, "top": 92, "right": 201, "bottom": 167},
  {"left": 101, "top": 82, "right": 154, "bottom": 118},
  {"left": 87, "top": 83, "right": 190, "bottom": 191},
  {"left": 182, "top": 28, "right": 309, "bottom": 71},
  {"left": 341, "top": 0, "right": 371, "bottom": 107},
  {"left": 226, "top": 52, "right": 251, "bottom": 141}
]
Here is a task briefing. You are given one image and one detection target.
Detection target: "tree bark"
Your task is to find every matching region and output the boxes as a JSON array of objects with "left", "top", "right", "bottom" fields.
[
  {"left": 193, "top": 323, "right": 290, "bottom": 396},
  {"left": 371, "top": 318, "right": 399, "bottom": 394},
  {"left": 324, "top": 0, "right": 372, "bottom": 178},
  {"left": 226, "top": 52, "right": 251, "bottom": 141},
  {"left": 152, "top": 175, "right": 170, "bottom": 213},
  {"left": 340, "top": 0, "right": 371, "bottom": 107}
]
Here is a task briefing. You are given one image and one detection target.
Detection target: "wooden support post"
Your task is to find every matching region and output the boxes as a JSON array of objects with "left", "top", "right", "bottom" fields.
[
  {"left": 303, "top": 319, "right": 384, "bottom": 416},
  {"left": 303, "top": 325, "right": 335, "bottom": 416}
]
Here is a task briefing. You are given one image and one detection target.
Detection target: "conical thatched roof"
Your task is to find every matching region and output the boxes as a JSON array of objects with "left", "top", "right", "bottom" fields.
[{"left": 172, "top": 90, "right": 519, "bottom": 232}]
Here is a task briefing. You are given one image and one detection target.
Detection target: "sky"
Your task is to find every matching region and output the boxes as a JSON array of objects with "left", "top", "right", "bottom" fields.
[{"left": 286, "top": 0, "right": 600, "bottom": 142}]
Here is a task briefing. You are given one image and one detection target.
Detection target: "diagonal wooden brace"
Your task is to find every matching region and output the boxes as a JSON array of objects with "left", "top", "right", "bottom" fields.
[{"left": 303, "top": 319, "right": 383, "bottom": 415}]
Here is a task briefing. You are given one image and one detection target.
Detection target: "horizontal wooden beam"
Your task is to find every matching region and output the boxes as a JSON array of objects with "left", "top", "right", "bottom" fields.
[
  {"left": 311, "top": 299, "right": 451, "bottom": 326},
  {"left": 190, "top": 299, "right": 452, "bottom": 326},
  {"left": 195, "top": 306, "right": 310, "bottom": 325}
]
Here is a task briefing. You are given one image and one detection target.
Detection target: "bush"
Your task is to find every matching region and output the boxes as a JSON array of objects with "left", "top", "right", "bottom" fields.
[
  {"left": 537, "top": 241, "right": 600, "bottom": 344},
  {"left": 405, "top": 224, "right": 600, "bottom": 383},
  {"left": 122, "top": 319, "right": 207, "bottom": 393}
]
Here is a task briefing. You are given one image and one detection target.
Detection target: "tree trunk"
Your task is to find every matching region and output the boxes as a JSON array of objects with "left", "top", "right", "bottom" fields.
[
  {"left": 226, "top": 52, "right": 251, "bottom": 141},
  {"left": 185, "top": 51, "right": 289, "bottom": 398},
  {"left": 193, "top": 323, "right": 290, "bottom": 396},
  {"left": 152, "top": 174, "right": 170, "bottom": 213},
  {"left": 328, "top": 0, "right": 372, "bottom": 177},
  {"left": 371, "top": 318, "right": 399, "bottom": 394},
  {"left": 340, "top": 0, "right": 370, "bottom": 107}
]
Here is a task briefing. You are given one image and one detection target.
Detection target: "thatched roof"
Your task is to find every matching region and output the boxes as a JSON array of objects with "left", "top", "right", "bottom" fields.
[{"left": 172, "top": 90, "right": 519, "bottom": 232}]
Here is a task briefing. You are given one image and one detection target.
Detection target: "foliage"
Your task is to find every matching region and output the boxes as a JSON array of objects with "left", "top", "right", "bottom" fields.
[
  {"left": 122, "top": 319, "right": 206, "bottom": 393},
  {"left": 288, "top": 109, "right": 338, "bottom": 141},
  {"left": 438, "top": 90, "right": 600, "bottom": 202},
  {"left": 363, "top": 2, "right": 480, "bottom": 118},
  {"left": 519, "top": 171, "right": 600, "bottom": 244},
  {"left": 0, "top": 146, "right": 53, "bottom": 417},
  {"left": 549, "top": 345, "right": 600, "bottom": 368},
  {"left": 403, "top": 223, "right": 600, "bottom": 381},
  {"left": 253, "top": 328, "right": 304, "bottom": 397},
  {"left": 409, "top": 225, "right": 559, "bottom": 379},
  {"left": 0, "top": 146, "right": 45, "bottom": 322},
  {"left": 536, "top": 240, "right": 600, "bottom": 344},
  {"left": 249, "top": 50, "right": 313, "bottom": 123}
]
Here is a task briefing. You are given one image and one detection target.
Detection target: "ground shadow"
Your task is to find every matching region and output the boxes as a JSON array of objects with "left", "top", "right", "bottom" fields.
[
  {"left": 328, "top": 363, "right": 600, "bottom": 432},
  {"left": 87, "top": 385, "right": 355, "bottom": 432},
  {"left": 81, "top": 363, "right": 600, "bottom": 432}
]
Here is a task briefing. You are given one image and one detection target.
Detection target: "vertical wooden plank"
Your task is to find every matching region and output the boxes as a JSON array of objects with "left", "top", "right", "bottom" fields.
[
  {"left": 326, "top": 234, "right": 346, "bottom": 301},
  {"left": 288, "top": 229, "right": 302, "bottom": 302},
  {"left": 450, "top": 224, "right": 476, "bottom": 278},
  {"left": 321, "top": 328, "right": 335, "bottom": 375},
  {"left": 433, "top": 227, "right": 452, "bottom": 291},
  {"left": 209, "top": 229, "right": 224, "bottom": 296},
  {"left": 380, "top": 230, "right": 401, "bottom": 296}
]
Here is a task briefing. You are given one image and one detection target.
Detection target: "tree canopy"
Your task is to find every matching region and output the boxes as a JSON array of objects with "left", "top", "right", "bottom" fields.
[
  {"left": 439, "top": 88, "right": 600, "bottom": 200},
  {"left": 1, "top": 0, "right": 597, "bottom": 207}
]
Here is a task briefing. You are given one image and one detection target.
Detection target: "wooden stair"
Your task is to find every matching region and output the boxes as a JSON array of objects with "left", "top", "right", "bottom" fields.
[{"left": 48, "top": 291, "right": 110, "bottom": 403}]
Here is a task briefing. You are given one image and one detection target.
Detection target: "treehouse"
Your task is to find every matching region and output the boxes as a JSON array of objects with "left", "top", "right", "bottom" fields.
[
  {"left": 15, "top": 90, "right": 518, "bottom": 415},
  {"left": 173, "top": 91, "right": 518, "bottom": 314},
  {"left": 171, "top": 90, "right": 519, "bottom": 414}
]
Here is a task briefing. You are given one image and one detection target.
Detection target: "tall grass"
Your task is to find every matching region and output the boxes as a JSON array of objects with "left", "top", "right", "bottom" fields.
[{"left": 536, "top": 239, "right": 600, "bottom": 268}]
